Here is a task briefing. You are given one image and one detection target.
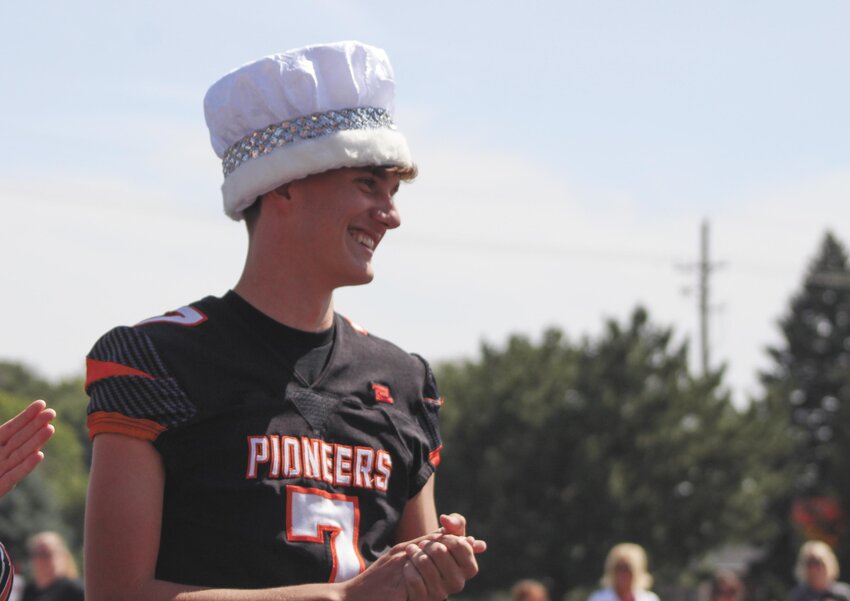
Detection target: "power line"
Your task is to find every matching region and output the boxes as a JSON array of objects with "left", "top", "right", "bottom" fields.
[
  {"left": 400, "top": 234, "right": 676, "bottom": 265},
  {"left": 400, "top": 233, "right": 791, "bottom": 280},
  {"left": 807, "top": 272, "right": 850, "bottom": 289}
]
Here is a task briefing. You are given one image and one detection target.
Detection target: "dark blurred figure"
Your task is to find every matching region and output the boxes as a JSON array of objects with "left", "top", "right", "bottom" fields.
[
  {"left": 788, "top": 541, "right": 850, "bottom": 601},
  {"left": 512, "top": 578, "right": 550, "bottom": 601},
  {"left": 22, "top": 533, "right": 83, "bottom": 601},
  {"left": 710, "top": 569, "right": 745, "bottom": 601}
]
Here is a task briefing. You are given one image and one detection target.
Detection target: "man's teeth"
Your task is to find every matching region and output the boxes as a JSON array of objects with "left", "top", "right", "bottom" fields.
[{"left": 352, "top": 231, "right": 376, "bottom": 249}]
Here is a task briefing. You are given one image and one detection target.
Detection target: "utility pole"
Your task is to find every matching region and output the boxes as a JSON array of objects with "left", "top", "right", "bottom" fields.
[
  {"left": 699, "top": 219, "right": 710, "bottom": 377},
  {"left": 677, "top": 219, "right": 723, "bottom": 377}
]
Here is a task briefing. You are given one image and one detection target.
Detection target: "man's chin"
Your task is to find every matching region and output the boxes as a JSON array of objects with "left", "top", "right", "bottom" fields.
[{"left": 337, "top": 272, "right": 375, "bottom": 289}]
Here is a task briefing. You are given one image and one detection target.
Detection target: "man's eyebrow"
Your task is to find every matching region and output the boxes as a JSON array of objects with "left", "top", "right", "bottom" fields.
[
  {"left": 356, "top": 167, "right": 401, "bottom": 194},
  {"left": 366, "top": 167, "right": 389, "bottom": 178}
]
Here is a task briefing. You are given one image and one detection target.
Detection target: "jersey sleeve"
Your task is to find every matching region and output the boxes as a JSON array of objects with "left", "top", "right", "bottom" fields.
[
  {"left": 410, "top": 354, "right": 443, "bottom": 494},
  {"left": 85, "top": 326, "right": 197, "bottom": 442},
  {"left": 0, "top": 542, "right": 12, "bottom": 601}
]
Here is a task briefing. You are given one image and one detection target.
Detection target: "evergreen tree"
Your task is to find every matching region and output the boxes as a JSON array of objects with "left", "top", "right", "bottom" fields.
[
  {"left": 763, "top": 232, "right": 850, "bottom": 495},
  {"left": 753, "top": 231, "right": 850, "bottom": 595}
]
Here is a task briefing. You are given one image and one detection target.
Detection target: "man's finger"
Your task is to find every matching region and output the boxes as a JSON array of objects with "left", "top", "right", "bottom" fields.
[
  {"left": 439, "top": 513, "right": 467, "bottom": 537},
  {"left": 0, "top": 451, "right": 44, "bottom": 497},
  {"left": 1, "top": 422, "right": 54, "bottom": 466},
  {"left": 406, "top": 544, "right": 448, "bottom": 600},
  {"left": 0, "top": 400, "right": 49, "bottom": 445},
  {"left": 418, "top": 539, "right": 471, "bottom": 593}
]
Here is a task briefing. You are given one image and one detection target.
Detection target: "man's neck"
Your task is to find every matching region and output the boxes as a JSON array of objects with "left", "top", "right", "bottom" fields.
[{"left": 233, "top": 272, "right": 335, "bottom": 332}]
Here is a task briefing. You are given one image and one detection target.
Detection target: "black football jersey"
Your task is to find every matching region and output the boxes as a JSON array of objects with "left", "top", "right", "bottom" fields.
[{"left": 85, "top": 291, "right": 442, "bottom": 588}]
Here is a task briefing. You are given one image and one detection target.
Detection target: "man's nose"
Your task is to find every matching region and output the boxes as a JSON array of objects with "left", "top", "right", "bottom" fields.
[
  {"left": 371, "top": 194, "right": 401, "bottom": 229},
  {"left": 371, "top": 205, "right": 401, "bottom": 229}
]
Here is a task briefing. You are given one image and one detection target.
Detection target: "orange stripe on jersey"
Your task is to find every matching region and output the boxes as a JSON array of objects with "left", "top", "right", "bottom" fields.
[
  {"left": 85, "top": 358, "right": 154, "bottom": 392},
  {"left": 87, "top": 411, "right": 166, "bottom": 442},
  {"left": 424, "top": 396, "right": 444, "bottom": 406},
  {"left": 428, "top": 445, "right": 442, "bottom": 468}
]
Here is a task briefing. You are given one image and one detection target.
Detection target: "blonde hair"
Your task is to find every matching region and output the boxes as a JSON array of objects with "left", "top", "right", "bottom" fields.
[
  {"left": 795, "top": 540, "right": 840, "bottom": 584},
  {"left": 28, "top": 531, "right": 78, "bottom": 579},
  {"left": 601, "top": 543, "right": 653, "bottom": 591}
]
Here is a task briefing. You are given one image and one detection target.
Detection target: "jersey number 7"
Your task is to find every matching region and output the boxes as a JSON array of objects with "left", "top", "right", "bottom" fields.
[{"left": 286, "top": 485, "right": 366, "bottom": 582}]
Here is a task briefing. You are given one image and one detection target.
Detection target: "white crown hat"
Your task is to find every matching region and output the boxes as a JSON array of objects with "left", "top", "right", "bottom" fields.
[{"left": 204, "top": 41, "right": 414, "bottom": 221}]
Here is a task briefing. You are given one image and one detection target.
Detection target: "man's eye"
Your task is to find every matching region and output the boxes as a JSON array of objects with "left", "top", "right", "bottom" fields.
[{"left": 358, "top": 178, "right": 376, "bottom": 189}]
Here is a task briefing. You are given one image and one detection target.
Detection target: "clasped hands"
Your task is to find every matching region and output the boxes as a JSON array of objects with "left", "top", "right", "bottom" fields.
[{"left": 342, "top": 513, "right": 486, "bottom": 601}]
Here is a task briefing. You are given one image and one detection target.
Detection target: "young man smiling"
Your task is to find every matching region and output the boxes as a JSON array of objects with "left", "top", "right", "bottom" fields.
[
  {"left": 83, "top": 41, "right": 484, "bottom": 601},
  {"left": 237, "top": 166, "right": 406, "bottom": 325}
]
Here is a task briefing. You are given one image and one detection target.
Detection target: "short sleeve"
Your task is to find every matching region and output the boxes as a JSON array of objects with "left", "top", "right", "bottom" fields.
[
  {"left": 85, "top": 326, "right": 197, "bottom": 442},
  {"left": 410, "top": 354, "right": 443, "bottom": 493}
]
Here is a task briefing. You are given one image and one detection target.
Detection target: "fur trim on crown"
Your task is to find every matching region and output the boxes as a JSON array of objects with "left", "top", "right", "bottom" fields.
[{"left": 222, "top": 128, "right": 412, "bottom": 221}]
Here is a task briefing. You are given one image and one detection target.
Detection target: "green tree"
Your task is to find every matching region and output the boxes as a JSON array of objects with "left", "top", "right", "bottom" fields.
[
  {"left": 754, "top": 232, "right": 850, "bottom": 592},
  {"left": 0, "top": 362, "right": 51, "bottom": 401},
  {"left": 436, "top": 308, "right": 785, "bottom": 600}
]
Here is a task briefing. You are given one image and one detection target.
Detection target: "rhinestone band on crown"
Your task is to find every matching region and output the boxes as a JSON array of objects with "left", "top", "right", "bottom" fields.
[{"left": 221, "top": 107, "right": 395, "bottom": 177}]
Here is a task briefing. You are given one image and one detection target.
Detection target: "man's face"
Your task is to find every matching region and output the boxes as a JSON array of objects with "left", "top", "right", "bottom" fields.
[{"left": 284, "top": 167, "right": 403, "bottom": 289}]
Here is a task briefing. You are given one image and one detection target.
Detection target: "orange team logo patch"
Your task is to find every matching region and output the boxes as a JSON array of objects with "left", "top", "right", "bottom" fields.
[{"left": 371, "top": 383, "right": 394, "bottom": 404}]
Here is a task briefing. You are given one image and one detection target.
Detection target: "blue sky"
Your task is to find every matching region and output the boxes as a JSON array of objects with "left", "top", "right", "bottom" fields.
[{"left": 1, "top": 1, "right": 849, "bottom": 405}]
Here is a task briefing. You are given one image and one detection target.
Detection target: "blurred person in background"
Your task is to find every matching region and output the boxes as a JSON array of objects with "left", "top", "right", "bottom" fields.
[
  {"left": 22, "top": 532, "right": 83, "bottom": 601},
  {"left": 588, "top": 543, "right": 660, "bottom": 601},
  {"left": 511, "top": 578, "right": 550, "bottom": 601},
  {"left": 0, "top": 400, "right": 56, "bottom": 601},
  {"left": 788, "top": 541, "right": 850, "bottom": 601},
  {"left": 709, "top": 569, "right": 744, "bottom": 601}
]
